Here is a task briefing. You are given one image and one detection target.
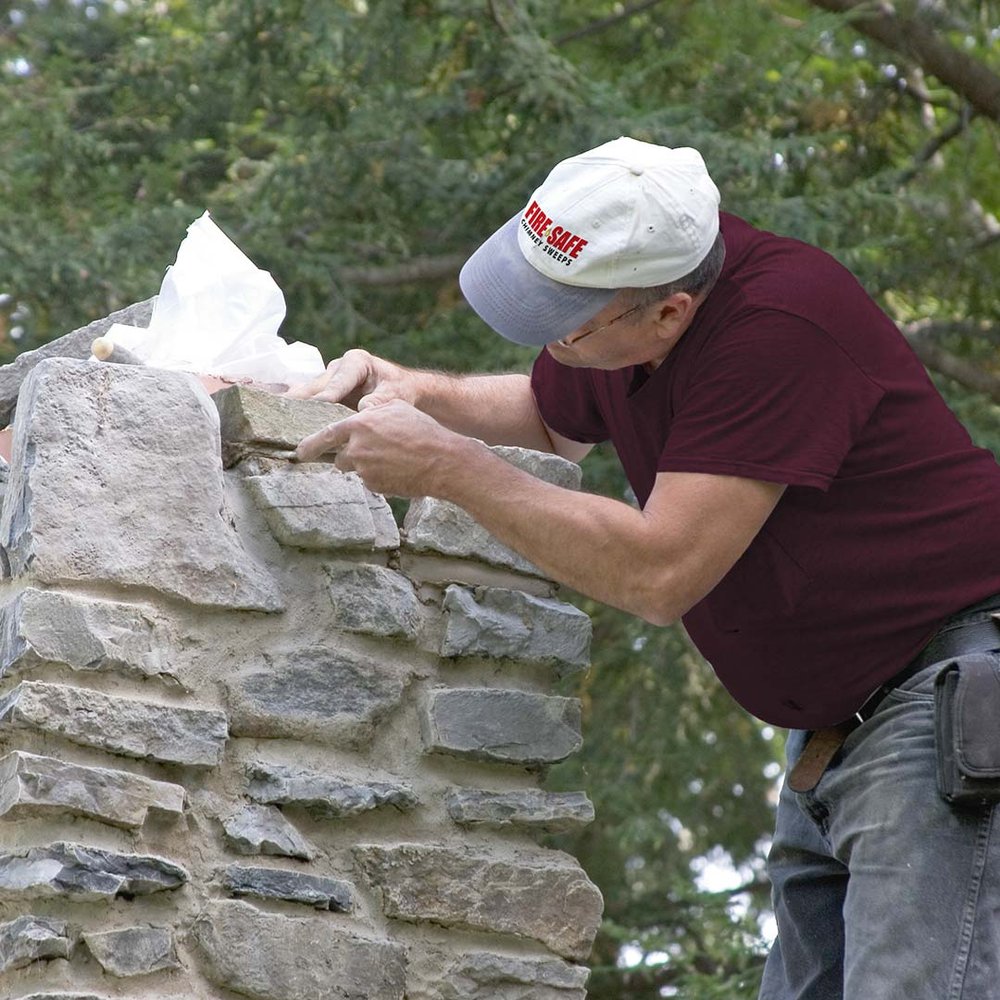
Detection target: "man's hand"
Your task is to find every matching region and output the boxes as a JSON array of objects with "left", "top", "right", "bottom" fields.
[
  {"left": 285, "top": 349, "right": 419, "bottom": 411},
  {"left": 294, "top": 398, "right": 469, "bottom": 498}
]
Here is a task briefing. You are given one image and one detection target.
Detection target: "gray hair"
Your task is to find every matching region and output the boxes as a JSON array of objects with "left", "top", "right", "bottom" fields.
[{"left": 625, "top": 232, "right": 726, "bottom": 307}]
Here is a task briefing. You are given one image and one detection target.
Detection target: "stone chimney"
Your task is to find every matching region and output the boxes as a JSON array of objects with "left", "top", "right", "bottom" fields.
[{"left": 0, "top": 355, "right": 602, "bottom": 999}]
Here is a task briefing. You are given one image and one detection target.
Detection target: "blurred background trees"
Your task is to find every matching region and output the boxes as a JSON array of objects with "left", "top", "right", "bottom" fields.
[{"left": 1, "top": 2, "right": 997, "bottom": 996}]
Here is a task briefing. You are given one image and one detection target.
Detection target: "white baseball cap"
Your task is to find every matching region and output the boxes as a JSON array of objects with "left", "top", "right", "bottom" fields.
[{"left": 459, "top": 136, "right": 721, "bottom": 346}]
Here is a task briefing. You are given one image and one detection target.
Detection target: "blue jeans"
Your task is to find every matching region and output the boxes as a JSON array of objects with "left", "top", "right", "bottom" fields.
[{"left": 759, "top": 642, "right": 1000, "bottom": 997}]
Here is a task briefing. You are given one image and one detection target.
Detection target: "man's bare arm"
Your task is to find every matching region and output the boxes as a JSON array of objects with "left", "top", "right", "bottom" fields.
[
  {"left": 298, "top": 400, "right": 783, "bottom": 624},
  {"left": 436, "top": 446, "right": 783, "bottom": 624},
  {"left": 286, "top": 348, "right": 590, "bottom": 460}
]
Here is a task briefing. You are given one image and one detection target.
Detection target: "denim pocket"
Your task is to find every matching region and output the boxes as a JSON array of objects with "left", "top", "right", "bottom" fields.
[{"left": 884, "top": 661, "right": 948, "bottom": 703}]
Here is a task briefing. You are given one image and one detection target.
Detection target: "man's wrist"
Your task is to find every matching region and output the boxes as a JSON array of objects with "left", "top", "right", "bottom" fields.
[
  {"left": 429, "top": 432, "right": 490, "bottom": 504},
  {"left": 409, "top": 367, "right": 459, "bottom": 414}
]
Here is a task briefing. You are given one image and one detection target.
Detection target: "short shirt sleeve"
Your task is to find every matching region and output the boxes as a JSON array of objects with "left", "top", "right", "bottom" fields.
[
  {"left": 530, "top": 350, "right": 610, "bottom": 444},
  {"left": 660, "top": 310, "right": 885, "bottom": 489}
]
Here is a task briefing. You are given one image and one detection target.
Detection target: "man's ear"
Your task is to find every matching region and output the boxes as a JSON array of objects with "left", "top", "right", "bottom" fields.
[{"left": 652, "top": 292, "right": 696, "bottom": 339}]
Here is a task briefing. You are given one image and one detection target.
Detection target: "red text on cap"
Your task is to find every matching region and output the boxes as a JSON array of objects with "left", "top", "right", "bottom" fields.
[{"left": 523, "top": 201, "right": 589, "bottom": 259}]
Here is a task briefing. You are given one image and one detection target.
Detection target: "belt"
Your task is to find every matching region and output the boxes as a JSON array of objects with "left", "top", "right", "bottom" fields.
[{"left": 786, "top": 612, "right": 1000, "bottom": 794}]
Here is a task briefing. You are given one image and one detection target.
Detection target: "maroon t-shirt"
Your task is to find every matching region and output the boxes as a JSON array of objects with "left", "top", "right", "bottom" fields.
[{"left": 531, "top": 213, "right": 1000, "bottom": 727}]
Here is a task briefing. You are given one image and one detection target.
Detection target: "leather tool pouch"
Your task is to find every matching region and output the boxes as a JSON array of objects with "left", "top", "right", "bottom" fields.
[{"left": 934, "top": 653, "right": 1000, "bottom": 807}]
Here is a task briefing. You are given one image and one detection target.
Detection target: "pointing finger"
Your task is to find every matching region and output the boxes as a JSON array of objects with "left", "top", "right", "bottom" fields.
[{"left": 294, "top": 417, "right": 354, "bottom": 463}]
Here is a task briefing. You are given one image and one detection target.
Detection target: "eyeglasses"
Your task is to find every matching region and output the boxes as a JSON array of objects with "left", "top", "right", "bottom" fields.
[{"left": 557, "top": 302, "right": 644, "bottom": 347}]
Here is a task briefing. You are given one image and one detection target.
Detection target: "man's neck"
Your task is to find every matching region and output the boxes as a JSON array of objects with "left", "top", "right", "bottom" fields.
[{"left": 643, "top": 290, "right": 710, "bottom": 372}]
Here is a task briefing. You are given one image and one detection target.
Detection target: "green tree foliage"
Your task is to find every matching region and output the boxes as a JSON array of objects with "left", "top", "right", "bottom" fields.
[{"left": 1, "top": 2, "right": 998, "bottom": 996}]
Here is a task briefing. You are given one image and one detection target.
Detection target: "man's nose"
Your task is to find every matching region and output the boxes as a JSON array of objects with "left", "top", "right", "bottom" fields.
[{"left": 557, "top": 327, "right": 587, "bottom": 347}]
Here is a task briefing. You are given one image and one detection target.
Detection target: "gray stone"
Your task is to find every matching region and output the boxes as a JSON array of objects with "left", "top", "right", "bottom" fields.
[
  {"left": 221, "top": 864, "right": 353, "bottom": 911},
  {"left": 223, "top": 804, "right": 316, "bottom": 860},
  {"left": 403, "top": 445, "right": 581, "bottom": 577},
  {"left": 0, "top": 588, "right": 174, "bottom": 681},
  {"left": 355, "top": 844, "right": 603, "bottom": 962},
  {"left": 0, "top": 842, "right": 187, "bottom": 901},
  {"left": 368, "top": 497, "right": 401, "bottom": 549},
  {"left": 0, "top": 680, "right": 228, "bottom": 767},
  {"left": 247, "top": 761, "right": 418, "bottom": 819},
  {"left": 422, "top": 688, "right": 582, "bottom": 765},
  {"left": 0, "top": 359, "right": 282, "bottom": 612},
  {"left": 193, "top": 899, "right": 406, "bottom": 1000},
  {"left": 0, "top": 915, "right": 71, "bottom": 973},
  {"left": 403, "top": 497, "right": 542, "bottom": 577},
  {"left": 18, "top": 993, "right": 107, "bottom": 1000},
  {"left": 490, "top": 446, "right": 584, "bottom": 491},
  {"left": 325, "top": 562, "right": 422, "bottom": 638},
  {"left": 445, "top": 788, "right": 595, "bottom": 834},
  {"left": 440, "top": 585, "right": 590, "bottom": 674},
  {"left": 82, "top": 926, "right": 179, "bottom": 977},
  {"left": 0, "top": 750, "right": 186, "bottom": 828},
  {"left": 214, "top": 384, "right": 353, "bottom": 466},
  {"left": 410, "top": 951, "right": 589, "bottom": 1000},
  {"left": 0, "top": 298, "right": 154, "bottom": 426},
  {"left": 17, "top": 995, "right": 107, "bottom": 1000},
  {"left": 245, "top": 464, "right": 399, "bottom": 551},
  {"left": 227, "top": 647, "right": 408, "bottom": 748}
]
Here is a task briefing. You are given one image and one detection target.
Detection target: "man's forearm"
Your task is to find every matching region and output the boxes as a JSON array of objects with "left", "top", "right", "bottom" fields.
[
  {"left": 435, "top": 437, "right": 782, "bottom": 627},
  {"left": 435, "top": 435, "right": 682, "bottom": 624},
  {"left": 288, "top": 350, "right": 558, "bottom": 454},
  {"left": 410, "top": 371, "right": 557, "bottom": 452},
  {"left": 298, "top": 397, "right": 783, "bottom": 622}
]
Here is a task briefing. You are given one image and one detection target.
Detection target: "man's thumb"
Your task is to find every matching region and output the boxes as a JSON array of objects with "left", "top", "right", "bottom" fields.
[{"left": 357, "top": 390, "right": 394, "bottom": 411}]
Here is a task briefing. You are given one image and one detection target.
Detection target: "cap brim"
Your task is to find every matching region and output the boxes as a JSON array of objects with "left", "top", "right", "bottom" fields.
[{"left": 459, "top": 215, "right": 617, "bottom": 347}]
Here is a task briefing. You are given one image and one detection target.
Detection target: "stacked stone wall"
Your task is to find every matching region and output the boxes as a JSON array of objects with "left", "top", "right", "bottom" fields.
[{"left": 0, "top": 356, "right": 602, "bottom": 999}]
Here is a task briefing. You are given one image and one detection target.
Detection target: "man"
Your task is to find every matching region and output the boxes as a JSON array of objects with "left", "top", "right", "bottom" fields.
[{"left": 290, "top": 137, "right": 1000, "bottom": 998}]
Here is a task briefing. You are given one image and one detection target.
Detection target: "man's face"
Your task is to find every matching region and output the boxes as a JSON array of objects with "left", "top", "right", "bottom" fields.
[{"left": 544, "top": 294, "right": 682, "bottom": 371}]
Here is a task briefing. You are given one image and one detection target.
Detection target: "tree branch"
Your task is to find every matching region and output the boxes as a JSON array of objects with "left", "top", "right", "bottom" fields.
[
  {"left": 553, "top": 0, "right": 671, "bottom": 47},
  {"left": 809, "top": 0, "right": 1000, "bottom": 122},
  {"left": 897, "top": 106, "right": 973, "bottom": 183},
  {"left": 895, "top": 71, "right": 959, "bottom": 112},
  {"left": 904, "top": 319, "right": 1000, "bottom": 344},
  {"left": 904, "top": 321, "right": 1000, "bottom": 403}
]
